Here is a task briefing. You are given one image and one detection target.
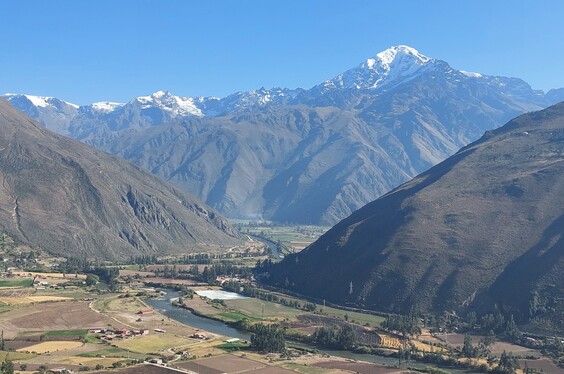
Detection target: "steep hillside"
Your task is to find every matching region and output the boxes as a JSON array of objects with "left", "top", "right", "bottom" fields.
[
  {"left": 264, "top": 102, "right": 564, "bottom": 328},
  {"left": 0, "top": 99, "right": 239, "bottom": 260}
]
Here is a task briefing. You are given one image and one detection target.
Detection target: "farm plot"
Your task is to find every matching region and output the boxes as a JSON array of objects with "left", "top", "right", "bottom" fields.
[
  {"left": 313, "top": 360, "right": 403, "bottom": 374},
  {"left": 12, "top": 271, "right": 86, "bottom": 279},
  {"left": 18, "top": 341, "right": 84, "bottom": 353},
  {"left": 114, "top": 334, "right": 193, "bottom": 354},
  {"left": 519, "top": 359, "right": 564, "bottom": 374},
  {"left": 97, "top": 364, "right": 190, "bottom": 374},
  {"left": 0, "top": 350, "right": 35, "bottom": 361},
  {"left": 224, "top": 298, "right": 302, "bottom": 321},
  {"left": 175, "top": 354, "right": 267, "bottom": 373},
  {"left": 0, "top": 295, "right": 73, "bottom": 305},
  {"left": 0, "top": 301, "right": 122, "bottom": 339},
  {"left": 0, "top": 287, "right": 34, "bottom": 298},
  {"left": 443, "top": 333, "right": 541, "bottom": 355},
  {"left": 0, "top": 278, "right": 33, "bottom": 288}
]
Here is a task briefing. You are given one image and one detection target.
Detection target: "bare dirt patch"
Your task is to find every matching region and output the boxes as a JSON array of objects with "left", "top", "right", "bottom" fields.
[
  {"left": 12, "top": 271, "right": 86, "bottom": 279},
  {"left": 442, "top": 333, "right": 540, "bottom": 355},
  {"left": 248, "top": 366, "right": 304, "bottom": 374},
  {"left": 98, "top": 363, "right": 197, "bottom": 374},
  {"left": 144, "top": 277, "right": 200, "bottom": 285},
  {"left": 519, "top": 359, "right": 564, "bottom": 374},
  {"left": 0, "top": 301, "right": 121, "bottom": 339},
  {"left": 119, "top": 269, "right": 156, "bottom": 277},
  {"left": 313, "top": 360, "right": 410, "bottom": 374},
  {"left": 0, "top": 295, "right": 73, "bottom": 304},
  {"left": 177, "top": 354, "right": 266, "bottom": 373}
]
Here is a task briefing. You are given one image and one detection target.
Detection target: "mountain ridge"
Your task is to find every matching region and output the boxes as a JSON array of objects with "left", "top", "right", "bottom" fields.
[
  {"left": 4, "top": 45, "right": 563, "bottom": 224},
  {"left": 263, "top": 102, "right": 564, "bottom": 330}
]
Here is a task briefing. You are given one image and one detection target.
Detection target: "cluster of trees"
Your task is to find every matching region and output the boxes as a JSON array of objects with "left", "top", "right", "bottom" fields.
[
  {"left": 222, "top": 281, "right": 316, "bottom": 312},
  {"left": 153, "top": 263, "right": 253, "bottom": 284},
  {"left": 492, "top": 351, "right": 520, "bottom": 374},
  {"left": 0, "top": 360, "right": 14, "bottom": 374},
  {"left": 250, "top": 324, "right": 286, "bottom": 353},
  {"left": 254, "top": 258, "right": 274, "bottom": 273},
  {"left": 90, "top": 266, "right": 119, "bottom": 291},
  {"left": 312, "top": 324, "right": 356, "bottom": 350},
  {"left": 461, "top": 333, "right": 496, "bottom": 358},
  {"left": 130, "top": 255, "right": 159, "bottom": 265},
  {"left": 381, "top": 309, "right": 421, "bottom": 337}
]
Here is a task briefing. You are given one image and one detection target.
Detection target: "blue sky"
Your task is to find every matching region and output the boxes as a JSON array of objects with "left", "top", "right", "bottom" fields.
[{"left": 1, "top": 0, "right": 563, "bottom": 105}]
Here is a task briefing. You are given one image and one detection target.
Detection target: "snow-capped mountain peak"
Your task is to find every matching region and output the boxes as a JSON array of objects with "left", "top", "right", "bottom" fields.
[
  {"left": 3, "top": 93, "right": 78, "bottom": 109},
  {"left": 133, "top": 91, "right": 204, "bottom": 117},
  {"left": 320, "top": 45, "right": 439, "bottom": 92},
  {"left": 90, "top": 101, "right": 125, "bottom": 113},
  {"left": 373, "top": 45, "right": 430, "bottom": 67}
]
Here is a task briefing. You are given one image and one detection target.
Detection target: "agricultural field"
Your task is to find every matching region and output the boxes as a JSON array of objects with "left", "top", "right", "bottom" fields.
[
  {"left": 0, "top": 350, "right": 35, "bottom": 361},
  {"left": 0, "top": 300, "right": 121, "bottom": 339},
  {"left": 442, "top": 333, "right": 542, "bottom": 355},
  {"left": 11, "top": 271, "right": 86, "bottom": 279},
  {"left": 17, "top": 340, "right": 84, "bottom": 353},
  {"left": 0, "top": 295, "right": 73, "bottom": 305},
  {"left": 114, "top": 333, "right": 193, "bottom": 354},
  {"left": 224, "top": 298, "right": 303, "bottom": 321},
  {"left": 0, "top": 278, "right": 33, "bottom": 288}
]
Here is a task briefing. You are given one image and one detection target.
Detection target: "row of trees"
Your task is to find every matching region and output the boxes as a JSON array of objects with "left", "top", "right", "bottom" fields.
[{"left": 222, "top": 281, "right": 316, "bottom": 312}]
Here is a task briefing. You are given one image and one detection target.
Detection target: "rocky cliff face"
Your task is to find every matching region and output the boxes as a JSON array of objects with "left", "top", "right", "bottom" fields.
[{"left": 0, "top": 99, "right": 240, "bottom": 260}]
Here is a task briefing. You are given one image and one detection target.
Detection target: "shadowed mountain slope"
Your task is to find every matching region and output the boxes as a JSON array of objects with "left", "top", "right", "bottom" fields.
[
  {"left": 5, "top": 46, "right": 563, "bottom": 224},
  {"left": 0, "top": 99, "right": 239, "bottom": 260},
  {"left": 264, "top": 102, "right": 564, "bottom": 327}
]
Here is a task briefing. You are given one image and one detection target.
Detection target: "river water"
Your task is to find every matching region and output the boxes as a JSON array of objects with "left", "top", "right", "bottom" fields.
[
  {"left": 146, "top": 290, "right": 480, "bottom": 374},
  {"left": 145, "top": 290, "right": 250, "bottom": 340}
]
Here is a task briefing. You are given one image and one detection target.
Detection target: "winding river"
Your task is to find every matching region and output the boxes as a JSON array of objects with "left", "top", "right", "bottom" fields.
[
  {"left": 145, "top": 290, "right": 250, "bottom": 340},
  {"left": 146, "top": 289, "right": 480, "bottom": 374}
]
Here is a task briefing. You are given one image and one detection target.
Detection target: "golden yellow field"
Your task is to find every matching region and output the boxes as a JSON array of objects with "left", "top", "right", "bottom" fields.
[
  {"left": 18, "top": 341, "right": 84, "bottom": 353},
  {"left": 63, "top": 356, "right": 123, "bottom": 366},
  {"left": 412, "top": 340, "right": 444, "bottom": 352},
  {"left": 377, "top": 333, "right": 402, "bottom": 349},
  {"left": 0, "top": 295, "right": 73, "bottom": 305}
]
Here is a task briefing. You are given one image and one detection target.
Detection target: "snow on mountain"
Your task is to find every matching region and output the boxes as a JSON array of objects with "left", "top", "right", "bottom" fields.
[
  {"left": 91, "top": 101, "right": 125, "bottom": 113},
  {"left": 321, "top": 45, "right": 439, "bottom": 91},
  {"left": 132, "top": 90, "right": 204, "bottom": 117},
  {"left": 3, "top": 93, "right": 78, "bottom": 109},
  {"left": 460, "top": 70, "right": 483, "bottom": 78},
  {"left": 2, "top": 93, "right": 79, "bottom": 135}
]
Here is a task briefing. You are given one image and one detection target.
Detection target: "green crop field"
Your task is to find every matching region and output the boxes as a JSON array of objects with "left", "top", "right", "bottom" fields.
[
  {"left": 0, "top": 278, "right": 33, "bottom": 288},
  {"left": 115, "top": 334, "right": 192, "bottom": 354},
  {"left": 224, "top": 298, "right": 301, "bottom": 320},
  {"left": 43, "top": 329, "right": 88, "bottom": 338}
]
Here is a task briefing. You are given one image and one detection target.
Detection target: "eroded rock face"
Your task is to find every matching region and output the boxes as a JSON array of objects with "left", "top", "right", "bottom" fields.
[{"left": 0, "top": 99, "right": 240, "bottom": 260}]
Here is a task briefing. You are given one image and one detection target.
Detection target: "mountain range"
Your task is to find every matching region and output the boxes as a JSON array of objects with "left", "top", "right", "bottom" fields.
[
  {"left": 5, "top": 46, "right": 564, "bottom": 224},
  {"left": 0, "top": 99, "right": 240, "bottom": 260},
  {"left": 264, "top": 102, "right": 564, "bottom": 331}
]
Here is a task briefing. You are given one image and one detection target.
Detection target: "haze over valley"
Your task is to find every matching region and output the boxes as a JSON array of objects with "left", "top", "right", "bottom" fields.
[{"left": 2, "top": 2, "right": 564, "bottom": 373}]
